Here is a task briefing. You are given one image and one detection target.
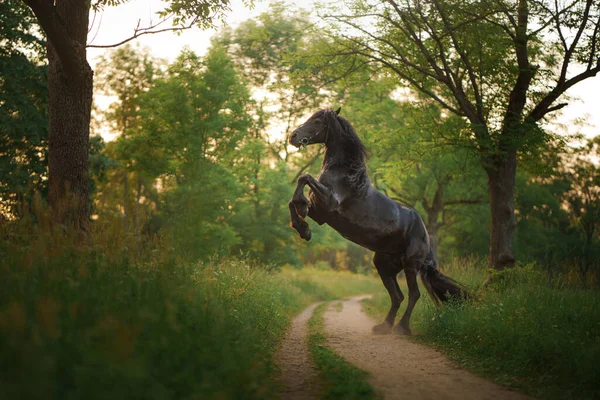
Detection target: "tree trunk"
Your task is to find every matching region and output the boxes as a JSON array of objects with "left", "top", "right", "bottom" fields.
[
  {"left": 426, "top": 210, "right": 440, "bottom": 259},
  {"left": 47, "top": 45, "right": 93, "bottom": 231},
  {"left": 36, "top": 1, "right": 93, "bottom": 231},
  {"left": 486, "top": 148, "right": 518, "bottom": 270},
  {"left": 135, "top": 175, "right": 142, "bottom": 241},
  {"left": 123, "top": 171, "right": 129, "bottom": 233},
  {"left": 424, "top": 185, "right": 444, "bottom": 259}
]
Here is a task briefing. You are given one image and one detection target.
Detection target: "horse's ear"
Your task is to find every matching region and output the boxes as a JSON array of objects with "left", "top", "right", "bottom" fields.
[{"left": 334, "top": 107, "right": 341, "bottom": 115}]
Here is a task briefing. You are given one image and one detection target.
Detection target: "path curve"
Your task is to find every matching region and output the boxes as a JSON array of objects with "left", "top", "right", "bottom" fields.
[
  {"left": 324, "top": 296, "right": 533, "bottom": 400},
  {"left": 277, "top": 302, "right": 322, "bottom": 400}
]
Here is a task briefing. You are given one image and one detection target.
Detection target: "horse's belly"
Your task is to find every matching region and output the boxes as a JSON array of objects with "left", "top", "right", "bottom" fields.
[
  {"left": 311, "top": 189, "right": 426, "bottom": 254},
  {"left": 325, "top": 213, "right": 404, "bottom": 253}
]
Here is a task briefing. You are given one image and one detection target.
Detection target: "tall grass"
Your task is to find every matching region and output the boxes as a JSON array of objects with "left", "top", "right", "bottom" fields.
[
  {"left": 363, "top": 259, "right": 600, "bottom": 400},
  {"left": 0, "top": 211, "right": 381, "bottom": 400},
  {"left": 362, "top": 256, "right": 487, "bottom": 333}
]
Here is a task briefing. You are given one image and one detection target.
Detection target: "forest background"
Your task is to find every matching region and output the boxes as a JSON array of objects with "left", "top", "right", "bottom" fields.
[
  {"left": 3, "top": 0, "right": 600, "bottom": 277},
  {"left": 2, "top": 0, "right": 600, "bottom": 398}
]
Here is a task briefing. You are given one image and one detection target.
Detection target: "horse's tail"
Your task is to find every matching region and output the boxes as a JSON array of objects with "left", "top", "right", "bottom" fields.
[{"left": 420, "top": 250, "right": 469, "bottom": 306}]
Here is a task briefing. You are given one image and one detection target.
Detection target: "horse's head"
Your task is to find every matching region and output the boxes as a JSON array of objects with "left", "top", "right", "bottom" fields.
[{"left": 289, "top": 107, "right": 341, "bottom": 148}]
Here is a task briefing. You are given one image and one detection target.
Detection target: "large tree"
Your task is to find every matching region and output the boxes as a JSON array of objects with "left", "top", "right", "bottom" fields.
[
  {"left": 21, "top": 0, "right": 239, "bottom": 232},
  {"left": 321, "top": 0, "right": 600, "bottom": 269}
]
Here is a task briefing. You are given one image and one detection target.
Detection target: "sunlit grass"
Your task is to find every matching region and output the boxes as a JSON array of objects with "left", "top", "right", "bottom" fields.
[
  {"left": 280, "top": 266, "right": 382, "bottom": 301},
  {"left": 362, "top": 256, "right": 487, "bottom": 333}
]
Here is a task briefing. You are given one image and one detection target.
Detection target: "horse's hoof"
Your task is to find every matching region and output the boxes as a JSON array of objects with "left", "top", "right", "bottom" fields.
[
  {"left": 372, "top": 322, "right": 392, "bottom": 335},
  {"left": 302, "top": 230, "right": 312, "bottom": 241},
  {"left": 393, "top": 324, "right": 412, "bottom": 336},
  {"left": 298, "top": 227, "right": 311, "bottom": 241}
]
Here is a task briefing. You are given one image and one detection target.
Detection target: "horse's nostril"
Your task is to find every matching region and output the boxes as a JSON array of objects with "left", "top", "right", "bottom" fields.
[{"left": 291, "top": 133, "right": 298, "bottom": 139}]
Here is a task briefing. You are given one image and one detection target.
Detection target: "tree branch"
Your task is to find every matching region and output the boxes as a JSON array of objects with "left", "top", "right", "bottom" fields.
[
  {"left": 444, "top": 197, "right": 484, "bottom": 206},
  {"left": 501, "top": 0, "right": 533, "bottom": 136},
  {"left": 23, "top": 0, "right": 88, "bottom": 81},
  {"left": 527, "top": 59, "right": 600, "bottom": 122},
  {"left": 327, "top": 15, "right": 442, "bottom": 82},
  {"left": 333, "top": 37, "right": 465, "bottom": 116},
  {"left": 430, "top": 0, "right": 485, "bottom": 123},
  {"left": 588, "top": 14, "right": 600, "bottom": 71},
  {"left": 386, "top": 0, "right": 484, "bottom": 126},
  {"left": 87, "top": 16, "right": 199, "bottom": 48}
]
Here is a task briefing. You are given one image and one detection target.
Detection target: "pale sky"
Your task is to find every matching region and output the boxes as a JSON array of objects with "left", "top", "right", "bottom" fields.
[{"left": 87, "top": 0, "right": 599, "bottom": 141}]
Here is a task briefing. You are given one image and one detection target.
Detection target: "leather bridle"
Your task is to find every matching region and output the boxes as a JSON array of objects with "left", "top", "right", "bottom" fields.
[{"left": 299, "top": 123, "right": 329, "bottom": 148}]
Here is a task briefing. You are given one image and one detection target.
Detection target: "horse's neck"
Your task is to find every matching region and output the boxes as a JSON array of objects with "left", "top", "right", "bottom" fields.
[
  {"left": 322, "top": 145, "right": 346, "bottom": 170},
  {"left": 323, "top": 140, "right": 363, "bottom": 168},
  {"left": 321, "top": 143, "right": 369, "bottom": 187}
]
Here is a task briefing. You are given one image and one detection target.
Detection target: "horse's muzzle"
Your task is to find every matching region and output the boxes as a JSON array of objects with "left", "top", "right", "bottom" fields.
[{"left": 289, "top": 131, "right": 302, "bottom": 147}]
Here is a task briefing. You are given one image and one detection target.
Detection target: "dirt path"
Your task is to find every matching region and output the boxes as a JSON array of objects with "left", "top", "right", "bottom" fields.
[
  {"left": 277, "top": 302, "right": 322, "bottom": 400},
  {"left": 324, "top": 296, "right": 533, "bottom": 400}
]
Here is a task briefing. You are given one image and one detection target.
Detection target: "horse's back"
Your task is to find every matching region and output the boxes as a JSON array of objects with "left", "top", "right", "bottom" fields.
[{"left": 325, "top": 188, "right": 429, "bottom": 255}]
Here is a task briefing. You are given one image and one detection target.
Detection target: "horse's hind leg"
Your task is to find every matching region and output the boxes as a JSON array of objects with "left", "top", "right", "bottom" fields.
[
  {"left": 395, "top": 263, "right": 421, "bottom": 335},
  {"left": 372, "top": 253, "right": 404, "bottom": 334}
]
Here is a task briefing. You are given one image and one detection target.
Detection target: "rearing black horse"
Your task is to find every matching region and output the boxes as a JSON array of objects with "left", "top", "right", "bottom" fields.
[{"left": 288, "top": 107, "right": 466, "bottom": 335}]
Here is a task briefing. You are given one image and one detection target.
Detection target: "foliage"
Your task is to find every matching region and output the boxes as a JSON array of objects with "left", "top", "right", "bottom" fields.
[
  {"left": 23, "top": 0, "right": 245, "bottom": 231},
  {"left": 216, "top": 2, "right": 326, "bottom": 159},
  {"left": 321, "top": 0, "right": 600, "bottom": 151},
  {"left": 93, "top": 46, "right": 256, "bottom": 259},
  {"left": 514, "top": 136, "right": 600, "bottom": 277},
  {"left": 562, "top": 137, "right": 600, "bottom": 273},
  {"left": 0, "top": 0, "right": 48, "bottom": 218},
  {"left": 88, "top": 7, "right": 380, "bottom": 269}
]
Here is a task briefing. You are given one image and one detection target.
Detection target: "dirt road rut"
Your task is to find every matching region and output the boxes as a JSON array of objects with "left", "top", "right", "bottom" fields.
[
  {"left": 324, "top": 296, "right": 532, "bottom": 400},
  {"left": 277, "top": 302, "right": 322, "bottom": 400}
]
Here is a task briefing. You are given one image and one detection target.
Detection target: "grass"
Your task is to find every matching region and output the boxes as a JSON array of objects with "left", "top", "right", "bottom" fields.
[
  {"left": 307, "top": 303, "right": 380, "bottom": 400},
  {"left": 363, "top": 260, "right": 600, "bottom": 400},
  {"left": 0, "top": 216, "right": 381, "bottom": 400},
  {"left": 280, "top": 266, "right": 382, "bottom": 302}
]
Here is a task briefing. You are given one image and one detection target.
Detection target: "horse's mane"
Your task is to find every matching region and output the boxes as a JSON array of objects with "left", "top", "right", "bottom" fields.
[
  {"left": 335, "top": 114, "right": 368, "bottom": 163},
  {"left": 322, "top": 109, "right": 369, "bottom": 194}
]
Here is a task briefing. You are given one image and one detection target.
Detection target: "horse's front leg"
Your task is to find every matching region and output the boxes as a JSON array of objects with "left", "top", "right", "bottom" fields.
[
  {"left": 290, "top": 174, "right": 340, "bottom": 241},
  {"left": 296, "top": 174, "right": 340, "bottom": 212},
  {"left": 289, "top": 175, "right": 313, "bottom": 241},
  {"left": 288, "top": 200, "right": 312, "bottom": 241}
]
